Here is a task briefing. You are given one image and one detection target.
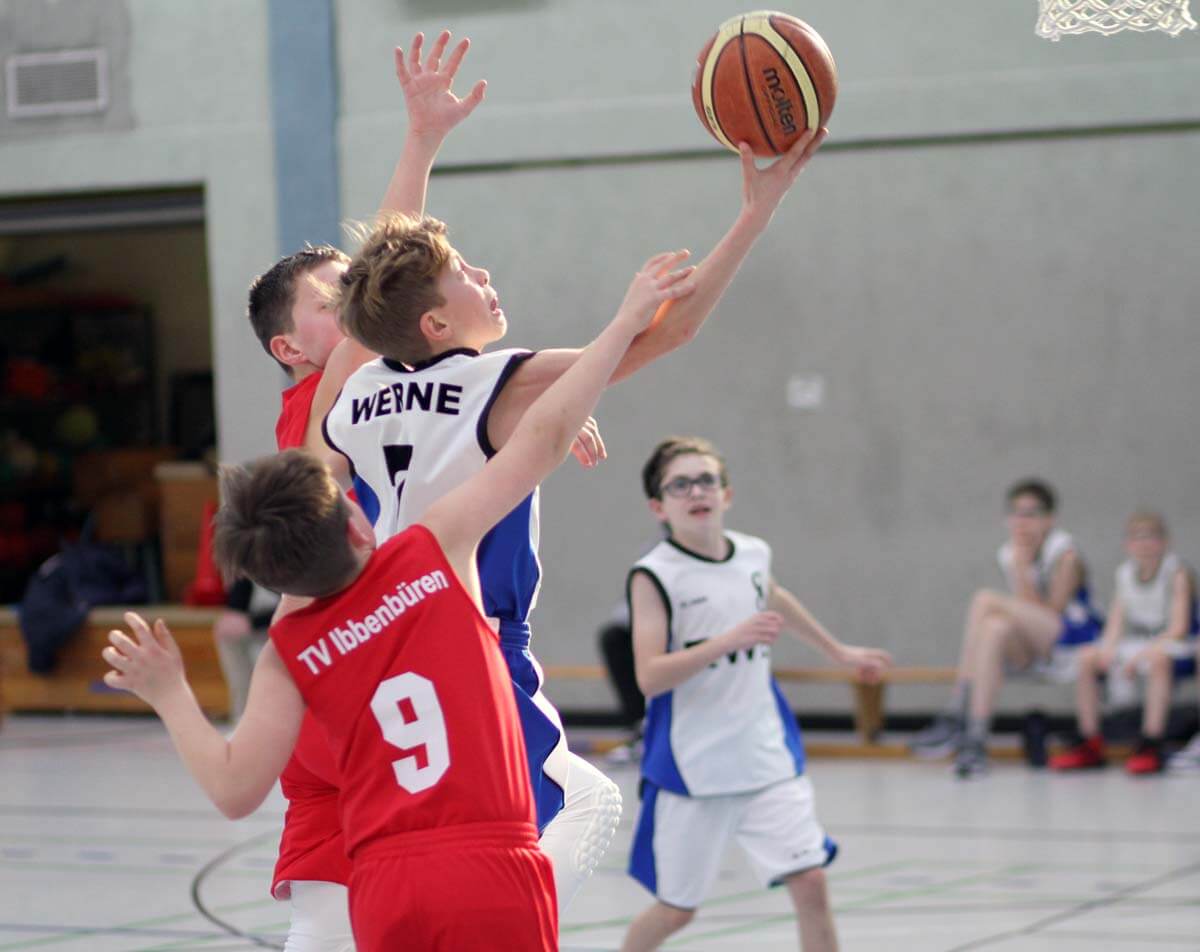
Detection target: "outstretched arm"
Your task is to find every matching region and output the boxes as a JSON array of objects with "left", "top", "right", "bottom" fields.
[
  {"left": 378, "top": 30, "right": 486, "bottom": 216},
  {"left": 102, "top": 612, "right": 304, "bottom": 819},
  {"left": 305, "top": 31, "right": 487, "bottom": 455},
  {"left": 486, "top": 129, "right": 826, "bottom": 449},
  {"left": 421, "top": 253, "right": 696, "bottom": 592},
  {"left": 768, "top": 579, "right": 892, "bottom": 679}
]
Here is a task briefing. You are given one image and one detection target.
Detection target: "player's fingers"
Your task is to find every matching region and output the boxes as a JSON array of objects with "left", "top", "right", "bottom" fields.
[
  {"left": 656, "top": 264, "right": 695, "bottom": 288},
  {"left": 738, "top": 141, "right": 757, "bottom": 177},
  {"left": 394, "top": 47, "right": 410, "bottom": 84},
  {"left": 462, "top": 79, "right": 487, "bottom": 114},
  {"left": 640, "top": 250, "right": 677, "bottom": 273},
  {"left": 409, "top": 33, "right": 424, "bottom": 74},
  {"left": 443, "top": 37, "right": 469, "bottom": 79},
  {"left": 123, "top": 611, "right": 154, "bottom": 645},
  {"left": 427, "top": 29, "right": 450, "bottom": 72},
  {"left": 102, "top": 644, "right": 130, "bottom": 671},
  {"left": 103, "top": 669, "right": 128, "bottom": 690},
  {"left": 152, "top": 618, "right": 175, "bottom": 651}
]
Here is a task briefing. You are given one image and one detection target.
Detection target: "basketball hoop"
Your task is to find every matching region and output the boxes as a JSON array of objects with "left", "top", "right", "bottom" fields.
[{"left": 1037, "top": 0, "right": 1197, "bottom": 39}]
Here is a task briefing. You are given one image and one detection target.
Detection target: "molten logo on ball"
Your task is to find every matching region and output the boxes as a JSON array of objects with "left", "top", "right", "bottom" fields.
[{"left": 761, "top": 67, "right": 796, "bottom": 136}]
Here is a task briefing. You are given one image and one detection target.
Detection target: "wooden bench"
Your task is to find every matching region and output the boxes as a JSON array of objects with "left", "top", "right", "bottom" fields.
[
  {"left": 543, "top": 664, "right": 958, "bottom": 753},
  {"left": 0, "top": 605, "right": 229, "bottom": 719}
]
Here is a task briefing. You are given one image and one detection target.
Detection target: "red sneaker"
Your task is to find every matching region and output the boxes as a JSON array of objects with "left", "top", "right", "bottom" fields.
[
  {"left": 1125, "top": 743, "right": 1164, "bottom": 775},
  {"left": 1049, "top": 736, "right": 1106, "bottom": 770}
]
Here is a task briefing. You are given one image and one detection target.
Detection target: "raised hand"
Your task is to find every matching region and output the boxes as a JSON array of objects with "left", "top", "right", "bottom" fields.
[
  {"left": 737, "top": 126, "right": 828, "bottom": 227},
  {"left": 101, "top": 611, "right": 187, "bottom": 707},
  {"left": 570, "top": 416, "right": 607, "bottom": 469},
  {"left": 395, "top": 30, "right": 487, "bottom": 139},
  {"left": 615, "top": 250, "right": 697, "bottom": 333},
  {"left": 837, "top": 644, "right": 894, "bottom": 683}
]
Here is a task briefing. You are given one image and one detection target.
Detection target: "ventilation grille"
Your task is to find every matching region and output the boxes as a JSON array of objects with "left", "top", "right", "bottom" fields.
[{"left": 6, "top": 49, "right": 109, "bottom": 118}]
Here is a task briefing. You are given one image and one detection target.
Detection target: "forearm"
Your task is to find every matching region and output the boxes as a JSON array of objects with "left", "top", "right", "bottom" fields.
[
  {"left": 611, "top": 210, "right": 764, "bottom": 383},
  {"left": 154, "top": 688, "right": 271, "bottom": 819},
  {"left": 771, "top": 586, "right": 843, "bottom": 662},
  {"left": 637, "top": 637, "right": 730, "bottom": 698},
  {"left": 378, "top": 132, "right": 444, "bottom": 216}
]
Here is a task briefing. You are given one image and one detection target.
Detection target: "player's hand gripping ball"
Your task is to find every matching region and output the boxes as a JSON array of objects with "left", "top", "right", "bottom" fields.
[{"left": 691, "top": 10, "right": 837, "bottom": 157}]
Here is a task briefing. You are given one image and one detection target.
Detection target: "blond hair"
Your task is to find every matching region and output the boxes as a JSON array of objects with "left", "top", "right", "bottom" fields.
[
  {"left": 336, "top": 212, "right": 454, "bottom": 363},
  {"left": 1126, "top": 510, "right": 1168, "bottom": 538}
]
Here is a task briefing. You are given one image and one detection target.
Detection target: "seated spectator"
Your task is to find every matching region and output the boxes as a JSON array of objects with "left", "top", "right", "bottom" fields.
[
  {"left": 910, "top": 478, "right": 1102, "bottom": 778},
  {"left": 212, "top": 577, "right": 278, "bottom": 722},
  {"left": 1052, "top": 512, "right": 1198, "bottom": 775}
]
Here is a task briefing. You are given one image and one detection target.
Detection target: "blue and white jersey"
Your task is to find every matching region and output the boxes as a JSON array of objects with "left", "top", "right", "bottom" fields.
[
  {"left": 324, "top": 346, "right": 565, "bottom": 831},
  {"left": 631, "top": 531, "right": 805, "bottom": 798},
  {"left": 324, "top": 347, "right": 542, "bottom": 626},
  {"left": 998, "top": 527, "right": 1100, "bottom": 640}
]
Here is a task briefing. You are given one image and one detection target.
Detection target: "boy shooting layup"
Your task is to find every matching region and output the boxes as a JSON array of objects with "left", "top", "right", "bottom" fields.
[
  {"left": 621, "top": 437, "right": 892, "bottom": 952},
  {"left": 100, "top": 253, "right": 698, "bottom": 949},
  {"left": 321, "top": 34, "right": 826, "bottom": 912}
]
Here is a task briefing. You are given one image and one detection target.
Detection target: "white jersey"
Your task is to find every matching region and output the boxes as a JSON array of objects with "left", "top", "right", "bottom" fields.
[
  {"left": 324, "top": 347, "right": 543, "bottom": 626},
  {"left": 632, "top": 531, "right": 805, "bottom": 798},
  {"left": 1117, "top": 553, "right": 1184, "bottom": 638}
]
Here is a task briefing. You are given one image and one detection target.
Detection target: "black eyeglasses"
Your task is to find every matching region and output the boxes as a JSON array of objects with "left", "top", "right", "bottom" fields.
[{"left": 660, "top": 472, "right": 722, "bottom": 498}]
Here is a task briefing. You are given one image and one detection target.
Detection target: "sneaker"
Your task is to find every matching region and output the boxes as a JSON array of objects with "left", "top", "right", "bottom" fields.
[
  {"left": 1049, "top": 736, "right": 1106, "bottom": 771},
  {"left": 910, "top": 715, "right": 963, "bottom": 759},
  {"left": 1166, "top": 735, "right": 1200, "bottom": 774},
  {"left": 1125, "top": 739, "right": 1164, "bottom": 776},
  {"left": 954, "top": 737, "right": 989, "bottom": 780},
  {"left": 1022, "top": 710, "right": 1049, "bottom": 768}
]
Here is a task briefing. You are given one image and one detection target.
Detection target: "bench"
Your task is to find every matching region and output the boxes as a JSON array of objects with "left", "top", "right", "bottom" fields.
[
  {"left": 0, "top": 605, "right": 229, "bottom": 720},
  {"left": 543, "top": 663, "right": 958, "bottom": 751}
]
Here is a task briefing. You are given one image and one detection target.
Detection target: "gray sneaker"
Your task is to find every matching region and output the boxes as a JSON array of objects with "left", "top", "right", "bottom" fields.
[
  {"left": 910, "top": 715, "right": 964, "bottom": 759},
  {"left": 954, "top": 737, "right": 989, "bottom": 780},
  {"left": 1166, "top": 735, "right": 1200, "bottom": 774}
]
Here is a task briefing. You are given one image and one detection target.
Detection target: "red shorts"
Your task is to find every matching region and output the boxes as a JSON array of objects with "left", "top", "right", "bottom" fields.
[{"left": 349, "top": 823, "right": 556, "bottom": 951}]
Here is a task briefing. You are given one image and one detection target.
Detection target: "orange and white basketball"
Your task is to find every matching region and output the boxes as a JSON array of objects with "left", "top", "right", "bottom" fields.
[{"left": 691, "top": 11, "right": 837, "bottom": 157}]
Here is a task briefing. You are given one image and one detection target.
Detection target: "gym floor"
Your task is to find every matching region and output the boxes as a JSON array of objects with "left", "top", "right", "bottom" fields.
[{"left": 2, "top": 716, "right": 1197, "bottom": 951}]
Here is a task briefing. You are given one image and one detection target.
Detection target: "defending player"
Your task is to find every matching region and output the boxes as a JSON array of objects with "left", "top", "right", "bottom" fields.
[
  {"left": 323, "top": 113, "right": 826, "bottom": 908},
  {"left": 99, "top": 251, "right": 697, "bottom": 949},
  {"left": 243, "top": 32, "right": 510, "bottom": 949},
  {"left": 619, "top": 437, "right": 891, "bottom": 952}
]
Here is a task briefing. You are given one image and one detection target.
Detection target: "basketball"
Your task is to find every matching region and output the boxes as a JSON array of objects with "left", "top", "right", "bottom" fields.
[{"left": 691, "top": 11, "right": 837, "bottom": 157}]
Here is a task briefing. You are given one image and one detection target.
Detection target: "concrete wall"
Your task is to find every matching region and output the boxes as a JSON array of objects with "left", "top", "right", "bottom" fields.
[
  {"left": 334, "top": 1, "right": 1200, "bottom": 713},
  {"left": 0, "top": 0, "right": 281, "bottom": 465},
  {"left": 3, "top": 0, "right": 1197, "bottom": 716}
]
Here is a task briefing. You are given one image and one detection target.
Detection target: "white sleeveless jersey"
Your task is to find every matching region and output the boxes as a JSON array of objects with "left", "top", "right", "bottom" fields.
[
  {"left": 632, "top": 531, "right": 805, "bottom": 798},
  {"left": 997, "top": 527, "right": 1096, "bottom": 618},
  {"left": 324, "top": 348, "right": 542, "bottom": 624},
  {"left": 1117, "top": 553, "right": 1184, "bottom": 637}
]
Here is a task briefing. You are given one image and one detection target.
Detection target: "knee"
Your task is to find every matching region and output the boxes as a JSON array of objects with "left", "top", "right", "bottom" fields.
[
  {"left": 1145, "top": 646, "right": 1173, "bottom": 678},
  {"left": 786, "top": 866, "right": 832, "bottom": 913},
  {"left": 978, "top": 615, "right": 1015, "bottom": 648},
  {"left": 657, "top": 902, "right": 696, "bottom": 931}
]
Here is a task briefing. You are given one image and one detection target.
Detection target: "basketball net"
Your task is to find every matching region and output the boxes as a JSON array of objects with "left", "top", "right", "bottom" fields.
[{"left": 1037, "top": 0, "right": 1197, "bottom": 39}]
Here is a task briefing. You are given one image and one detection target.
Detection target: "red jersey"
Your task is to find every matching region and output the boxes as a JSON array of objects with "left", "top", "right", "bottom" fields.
[
  {"left": 270, "top": 526, "right": 536, "bottom": 857},
  {"left": 275, "top": 371, "right": 323, "bottom": 451},
  {"left": 272, "top": 368, "right": 351, "bottom": 894}
]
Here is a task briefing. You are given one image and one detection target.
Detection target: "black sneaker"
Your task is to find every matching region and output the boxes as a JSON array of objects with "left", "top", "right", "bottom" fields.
[
  {"left": 954, "top": 737, "right": 989, "bottom": 780},
  {"left": 910, "top": 715, "right": 963, "bottom": 759},
  {"left": 1022, "top": 710, "right": 1049, "bottom": 768}
]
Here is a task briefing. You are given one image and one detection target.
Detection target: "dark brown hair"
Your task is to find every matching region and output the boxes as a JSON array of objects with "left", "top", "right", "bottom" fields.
[
  {"left": 1005, "top": 478, "right": 1057, "bottom": 514},
  {"left": 641, "top": 436, "right": 729, "bottom": 499},
  {"left": 213, "top": 450, "right": 358, "bottom": 597},
  {"left": 247, "top": 246, "right": 350, "bottom": 371}
]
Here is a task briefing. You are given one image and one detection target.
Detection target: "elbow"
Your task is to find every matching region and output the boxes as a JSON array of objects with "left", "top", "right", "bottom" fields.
[
  {"left": 215, "top": 788, "right": 268, "bottom": 820},
  {"left": 635, "top": 672, "right": 663, "bottom": 700}
]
